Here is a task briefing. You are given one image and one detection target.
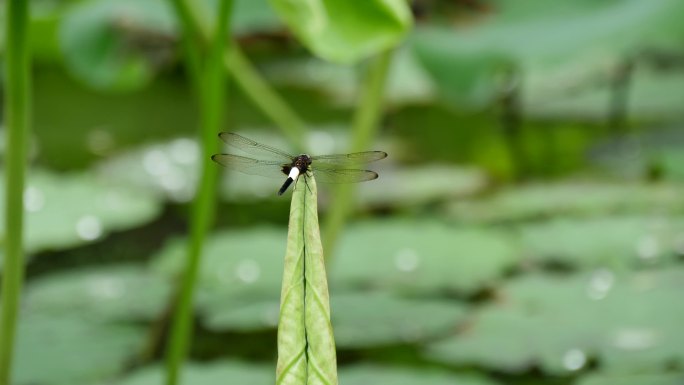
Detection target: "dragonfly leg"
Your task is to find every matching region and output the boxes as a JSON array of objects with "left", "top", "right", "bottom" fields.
[{"left": 304, "top": 175, "right": 313, "bottom": 195}]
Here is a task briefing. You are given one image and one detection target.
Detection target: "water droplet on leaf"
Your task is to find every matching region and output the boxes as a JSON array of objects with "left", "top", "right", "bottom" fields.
[
  {"left": 562, "top": 348, "right": 586, "bottom": 371},
  {"left": 586, "top": 268, "right": 615, "bottom": 300},
  {"left": 76, "top": 215, "right": 103, "bottom": 241},
  {"left": 236, "top": 259, "right": 261, "bottom": 284},
  {"left": 24, "top": 186, "right": 45, "bottom": 212},
  {"left": 143, "top": 149, "right": 172, "bottom": 176},
  {"left": 613, "top": 327, "right": 658, "bottom": 351},
  {"left": 169, "top": 138, "right": 198, "bottom": 165},
  {"left": 636, "top": 234, "right": 660, "bottom": 261},
  {"left": 394, "top": 248, "right": 420, "bottom": 272},
  {"left": 88, "top": 277, "right": 124, "bottom": 299}
]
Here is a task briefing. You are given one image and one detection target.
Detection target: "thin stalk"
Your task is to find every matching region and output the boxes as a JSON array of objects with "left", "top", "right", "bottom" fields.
[
  {"left": 499, "top": 69, "right": 526, "bottom": 181},
  {"left": 167, "top": 0, "right": 204, "bottom": 92},
  {"left": 0, "top": 0, "right": 31, "bottom": 384},
  {"left": 224, "top": 46, "right": 307, "bottom": 151},
  {"left": 608, "top": 58, "right": 634, "bottom": 135},
  {"left": 164, "top": 1, "right": 233, "bottom": 385},
  {"left": 321, "top": 50, "right": 393, "bottom": 256},
  {"left": 171, "top": 0, "right": 307, "bottom": 151}
]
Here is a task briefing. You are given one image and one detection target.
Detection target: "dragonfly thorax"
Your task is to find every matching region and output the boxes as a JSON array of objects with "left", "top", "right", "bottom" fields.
[
  {"left": 292, "top": 154, "right": 312, "bottom": 172},
  {"left": 281, "top": 154, "right": 312, "bottom": 178}
]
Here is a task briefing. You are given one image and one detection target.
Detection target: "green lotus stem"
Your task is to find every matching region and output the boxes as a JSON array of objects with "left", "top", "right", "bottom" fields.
[
  {"left": 277, "top": 175, "right": 337, "bottom": 385},
  {"left": 321, "top": 50, "right": 393, "bottom": 257},
  {"left": 224, "top": 46, "right": 307, "bottom": 151},
  {"left": 0, "top": 0, "right": 31, "bottom": 384},
  {"left": 166, "top": 0, "right": 307, "bottom": 151},
  {"left": 164, "top": 1, "right": 233, "bottom": 385}
]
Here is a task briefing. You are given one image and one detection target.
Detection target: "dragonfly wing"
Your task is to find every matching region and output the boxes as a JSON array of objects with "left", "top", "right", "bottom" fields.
[
  {"left": 311, "top": 168, "right": 379, "bottom": 184},
  {"left": 212, "top": 154, "right": 287, "bottom": 179},
  {"left": 218, "top": 132, "right": 294, "bottom": 161},
  {"left": 311, "top": 151, "right": 387, "bottom": 168}
]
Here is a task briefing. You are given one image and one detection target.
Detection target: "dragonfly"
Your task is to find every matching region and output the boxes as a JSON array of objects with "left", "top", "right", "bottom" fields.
[{"left": 211, "top": 132, "right": 387, "bottom": 195}]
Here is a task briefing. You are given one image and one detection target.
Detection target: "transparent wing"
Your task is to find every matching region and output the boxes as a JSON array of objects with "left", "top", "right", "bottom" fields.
[
  {"left": 218, "top": 132, "right": 293, "bottom": 161},
  {"left": 311, "top": 168, "right": 379, "bottom": 184},
  {"left": 311, "top": 151, "right": 387, "bottom": 168},
  {"left": 211, "top": 154, "right": 287, "bottom": 179}
]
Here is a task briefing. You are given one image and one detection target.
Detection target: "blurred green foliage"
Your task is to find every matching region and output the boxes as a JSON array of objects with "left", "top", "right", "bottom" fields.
[
  {"left": 413, "top": 0, "right": 684, "bottom": 114},
  {"left": 427, "top": 268, "right": 684, "bottom": 375},
  {"left": 1, "top": 0, "right": 684, "bottom": 384},
  {"left": 267, "top": 0, "right": 412, "bottom": 63},
  {"left": 0, "top": 170, "right": 161, "bottom": 267}
]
